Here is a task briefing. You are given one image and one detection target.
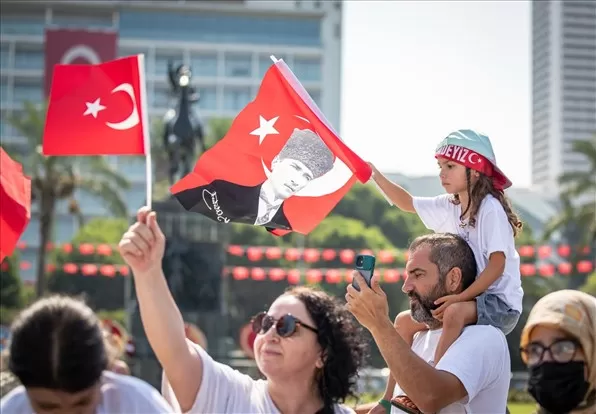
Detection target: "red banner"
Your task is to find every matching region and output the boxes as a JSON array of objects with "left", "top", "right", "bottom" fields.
[{"left": 44, "top": 28, "right": 118, "bottom": 97}]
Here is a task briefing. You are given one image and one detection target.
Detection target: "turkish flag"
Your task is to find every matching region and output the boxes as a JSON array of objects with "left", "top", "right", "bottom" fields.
[
  {"left": 171, "top": 58, "right": 371, "bottom": 236},
  {"left": 44, "top": 28, "right": 118, "bottom": 97},
  {"left": 43, "top": 55, "right": 149, "bottom": 156},
  {"left": 0, "top": 148, "right": 31, "bottom": 262}
]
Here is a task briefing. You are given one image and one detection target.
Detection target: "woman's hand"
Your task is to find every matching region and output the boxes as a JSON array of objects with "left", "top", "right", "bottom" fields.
[{"left": 118, "top": 207, "right": 165, "bottom": 275}]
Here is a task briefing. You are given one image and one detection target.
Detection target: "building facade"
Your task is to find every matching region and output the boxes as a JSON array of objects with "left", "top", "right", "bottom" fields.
[
  {"left": 0, "top": 0, "right": 343, "bottom": 281},
  {"left": 531, "top": 0, "right": 596, "bottom": 194}
]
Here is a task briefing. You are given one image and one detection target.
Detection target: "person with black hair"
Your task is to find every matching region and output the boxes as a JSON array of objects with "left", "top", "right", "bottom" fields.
[
  {"left": 118, "top": 206, "right": 367, "bottom": 413},
  {"left": 347, "top": 233, "right": 511, "bottom": 414},
  {"left": 0, "top": 295, "right": 173, "bottom": 414}
]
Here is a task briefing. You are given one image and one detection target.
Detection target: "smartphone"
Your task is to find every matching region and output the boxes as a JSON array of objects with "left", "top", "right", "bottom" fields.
[{"left": 352, "top": 254, "right": 376, "bottom": 291}]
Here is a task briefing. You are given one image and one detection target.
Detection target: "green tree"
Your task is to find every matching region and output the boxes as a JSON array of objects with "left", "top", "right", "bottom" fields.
[
  {"left": 48, "top": 218, "right": 129, "bottom": 310},
  {"left": 544, "top": 137, "right": 596, "bottom": 247},
  {"left": 580, "top": 272, "right": 596, "bottom": 296},
  {"left": 306, "top": 216, "right": 394, "bottom": 249},
  {"left": 0, "top": 255, "right": 23, "bottom": 309},
  {"left": 4, "top": 102, "right": 130, "bottom": 298}
]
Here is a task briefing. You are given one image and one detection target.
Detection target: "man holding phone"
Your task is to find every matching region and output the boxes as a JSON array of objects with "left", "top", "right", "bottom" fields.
[{"left": 346, "top": 233, "right": 510, "bottom": 414}]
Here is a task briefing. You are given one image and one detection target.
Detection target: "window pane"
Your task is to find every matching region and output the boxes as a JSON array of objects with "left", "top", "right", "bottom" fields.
[
  {"left": 13, "top": 81, "right": 42, "bottom": 105},
  {"left": 190, "top": 53, "right": 218, "bottom": 77},
  {"left": 224, "top": 53, "right": 252, "bottom": 78},
  {"left": 223, "top": 87, "right": 252, "bottom": 112},
  {"left": 1, "top": 46, "right": 9, "bottom": 68},
  {"left": 0, "top": 14, "right": 45, "bottom": 36},
  {"left": 14, "top": 48, "right": 43, "bottom": 69},
  {"left": 293, "top": 57, "right": 322, "bottom": 82},
  {"left": 258, "top": 54, "right": 287, "bottom": 78},
  {"left": 197, "top": 86, "right": 217, "bottom": 110}
]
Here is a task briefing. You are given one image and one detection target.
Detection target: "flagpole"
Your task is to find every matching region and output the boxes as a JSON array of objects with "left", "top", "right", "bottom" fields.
[{"left": 138, "top": 53, "right": 152, "bottom": 210}]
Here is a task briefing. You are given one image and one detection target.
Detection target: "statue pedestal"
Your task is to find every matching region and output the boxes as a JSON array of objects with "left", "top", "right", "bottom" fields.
[{"left": 127, "top": 197, "right": 230, "bottom": 388}]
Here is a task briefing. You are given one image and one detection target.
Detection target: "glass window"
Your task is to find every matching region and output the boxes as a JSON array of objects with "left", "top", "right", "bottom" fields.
[
  {"left": 13, "top": 81, "right": 42, "bottom": 105},
  {"left": 190, "top": 53, "right": 218, "bottom": 77},
  {"left": 1, "top": 46, "right": 9, "bottom": 68},
  {"left": 1, "top": 81, "right": 8, "bottom": 103},
  {"left": 153, "top": 86, "right": 172, "bottom": 108},
  {"left": 224, "top": 53, "right": 252, "bottom": 78},
  {"left": 125, "top": 183, "right": 149, "bottom": 212},
  {"left": 154, "top": 52, "right": 184, "bottom": 76},
  {"left": 14, "top": 48, "right": 43, "bottom": 70},
  {"left": 307, "top": 89, "right": 321, "bottom": 107},
  {"left": 53, "top": 214, "right": 77, "bottom": 244},
  {"left": 223, "top": 87, "right": 252, "bottom": 112},
  {"left": 258, "top": 54, "right": 287, "bottom": 78},
  {"left": 0, "top": 14, "right": 45, "bottom": 36},
  {"left": 293, "top": 57, "right": 322, "bottom": 82},
  {"left": 116, "top": 158, "right": 145, "bottom": 181},
  {"left": 119, "top": 11, "right": 321, "bottom": 47},
  {"left": 51, "top": 11, "right": 113, "bottom": 28},
  {"left": 197, "top": 86, "right": 217, "bottom": 110}
]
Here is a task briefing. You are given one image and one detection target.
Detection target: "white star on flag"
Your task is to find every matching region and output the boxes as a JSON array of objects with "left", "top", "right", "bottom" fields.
[
  {"left": 250, "top": 116, "right": 279, "bottom": 144},
  {"left": 84, "top": 98, "right": 106, "bottom": 119}
]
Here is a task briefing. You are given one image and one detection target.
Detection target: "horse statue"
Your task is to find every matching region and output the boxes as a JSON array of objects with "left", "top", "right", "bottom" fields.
[{"left": 163, "top": 61, "right": 205, "bottom": 185}]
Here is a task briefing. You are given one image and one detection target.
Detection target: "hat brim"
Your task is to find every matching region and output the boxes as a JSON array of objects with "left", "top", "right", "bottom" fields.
[{"left": 492, "top": 164, "right": 512, "bottom": 190}]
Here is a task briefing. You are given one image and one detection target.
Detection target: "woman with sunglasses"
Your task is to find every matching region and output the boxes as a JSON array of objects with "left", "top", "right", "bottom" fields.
[
  {"left": 519, "top": 290, "right": 595, "bottom": 414},
  {"left": 118, "top": 207, "right": 367, "bottom": 413}
]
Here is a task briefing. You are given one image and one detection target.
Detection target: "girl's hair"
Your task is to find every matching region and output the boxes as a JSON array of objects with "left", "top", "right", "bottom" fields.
[
  {"left": 451, "top": 169, "right": 523, "bottom": 237},
  {"left": 8, "top": 295, "right": 108, "bottom": 392},
  {"left": 284, "top": 286, "right": 367, "bottom": 413}
]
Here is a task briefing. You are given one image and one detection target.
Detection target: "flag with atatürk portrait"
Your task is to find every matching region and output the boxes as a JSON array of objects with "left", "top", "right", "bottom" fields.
[{"left": 170, "top": 57, "right": 371, "bottom": 236}]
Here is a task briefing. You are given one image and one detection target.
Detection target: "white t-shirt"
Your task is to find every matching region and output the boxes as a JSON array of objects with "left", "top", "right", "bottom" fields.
[
  {"left": 0, "top": 371, "right": 173, "bottom": 413},
  {"left": 392, "top": 326, "right": 510, "bottom": 414},
  {"left": 162, "top": 341, "right": 356, "bottom": 414},
  {"left": 413, "top": 194, "right": 523, "bottom": 312}
]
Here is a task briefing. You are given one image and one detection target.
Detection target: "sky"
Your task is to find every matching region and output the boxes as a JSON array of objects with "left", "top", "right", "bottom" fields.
[{"left": 340, "top": 1, "right": 532, "bottom": 188}]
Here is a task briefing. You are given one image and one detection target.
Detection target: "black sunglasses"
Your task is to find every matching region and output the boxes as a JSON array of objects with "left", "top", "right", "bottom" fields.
[{"left": 251, "top": 312, "right": 319, "bottom": 338}]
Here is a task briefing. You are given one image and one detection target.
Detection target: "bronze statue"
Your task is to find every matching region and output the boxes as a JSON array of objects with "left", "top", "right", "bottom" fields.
[{"left": 163, "top": 61, "right": 205, "bottom": 185}]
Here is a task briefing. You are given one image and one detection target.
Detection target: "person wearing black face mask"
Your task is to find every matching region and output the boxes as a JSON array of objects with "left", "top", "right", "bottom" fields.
[{"left": 519, "top": 290, "right": 596, "bottom": 414}]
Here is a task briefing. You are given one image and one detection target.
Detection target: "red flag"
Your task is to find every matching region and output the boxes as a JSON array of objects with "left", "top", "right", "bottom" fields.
[
  {"left": 44, "top": 28, "right": 118, "bottom": 97},
  {"left": 0, "top": 148, "right": 31, "bottom": 262},
  {"left": 171, "top": 59, "right": 371, "bottom": 236},
  {"left": 43, "top": 55, "right": 149, "bottom": 156}
]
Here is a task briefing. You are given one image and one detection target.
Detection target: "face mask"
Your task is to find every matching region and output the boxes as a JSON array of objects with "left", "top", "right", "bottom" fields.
[{"left": 528, "top": 361, "right": 589, "bottom": 414}]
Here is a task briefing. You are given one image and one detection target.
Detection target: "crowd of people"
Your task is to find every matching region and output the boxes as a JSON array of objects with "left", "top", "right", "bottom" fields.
[{"left": 1, "top": 129, "right": 595, "bottom": 413}]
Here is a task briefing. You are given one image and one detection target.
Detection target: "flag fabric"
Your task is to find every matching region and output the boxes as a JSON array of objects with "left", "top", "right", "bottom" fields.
[
  {"left": 171, "top": 59, "right": 371, "bottom": 236},
  {"left": 43, "top": 55, "right": 149, "bottom": 156},
  {"left": 0, "top": 148, "right": 31, "bottom": 262}
]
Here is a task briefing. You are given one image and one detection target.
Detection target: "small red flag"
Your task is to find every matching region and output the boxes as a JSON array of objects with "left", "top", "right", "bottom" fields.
[
  {"left": 171, "top": 58, "right": 371, "bottom": 236},
  {"left": 0, "top": 148, "right": 31, "bottom": 262},
  {"left": 43, "top": 55, "right": 149, "bottom": 156}
]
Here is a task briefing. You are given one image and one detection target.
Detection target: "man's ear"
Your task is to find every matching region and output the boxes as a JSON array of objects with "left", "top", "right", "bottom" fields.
[{"left": 445, "top": 267, "right": 463, "bottom": 294}]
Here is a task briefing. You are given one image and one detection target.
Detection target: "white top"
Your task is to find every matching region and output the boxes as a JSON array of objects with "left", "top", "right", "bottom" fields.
[
  {"left": 162, "top": 341, "right": 356, "bottom": 414},
  {"left": 0, "top": 371, "right": 173, "bottom": 413},
  {"left": 392, "top": 326, "right": 510, "bottom": 413},
  {"left": 413, "top": 194, "right": 523, "bottom": 312}
]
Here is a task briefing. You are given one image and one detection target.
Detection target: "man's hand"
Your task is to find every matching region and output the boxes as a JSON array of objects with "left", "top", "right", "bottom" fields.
[
  {"left": 118, "top": 206, "right": 165, "bottom": 274},
  {"left": 432, "top": 294, "right": 463, "bottom": 321},
  {"left": 345, "top": 272, "right": 390, "bottom": 332}
]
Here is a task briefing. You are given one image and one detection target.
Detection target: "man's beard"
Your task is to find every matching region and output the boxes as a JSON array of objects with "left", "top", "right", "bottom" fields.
[{"left": 408, "top": 283, "right": 447, "bottom": 329}]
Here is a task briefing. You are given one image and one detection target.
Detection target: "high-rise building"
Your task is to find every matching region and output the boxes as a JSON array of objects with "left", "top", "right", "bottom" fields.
[
  {"left": 0, "top": 0, "right": 343, "bottom": 281},
  {"left": 531, "top": 0, "right": 596, "bottom": 194}
]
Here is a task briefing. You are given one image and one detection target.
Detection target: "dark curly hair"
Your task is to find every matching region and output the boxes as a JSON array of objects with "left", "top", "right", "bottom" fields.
[
  {"left": 8, "top": 295, "right": 108, "bottom": 392},
  {"left": 284, "top": 286, "right": 368, "bottom": 413}
]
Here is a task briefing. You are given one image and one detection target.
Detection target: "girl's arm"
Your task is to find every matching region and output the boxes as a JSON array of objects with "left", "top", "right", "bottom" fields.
[
  {"left": 370, "top": 163, "right": 415, "bottom": 213},
  {"left": 458, "top": 252, "right": 505, "bottom": 301}
]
